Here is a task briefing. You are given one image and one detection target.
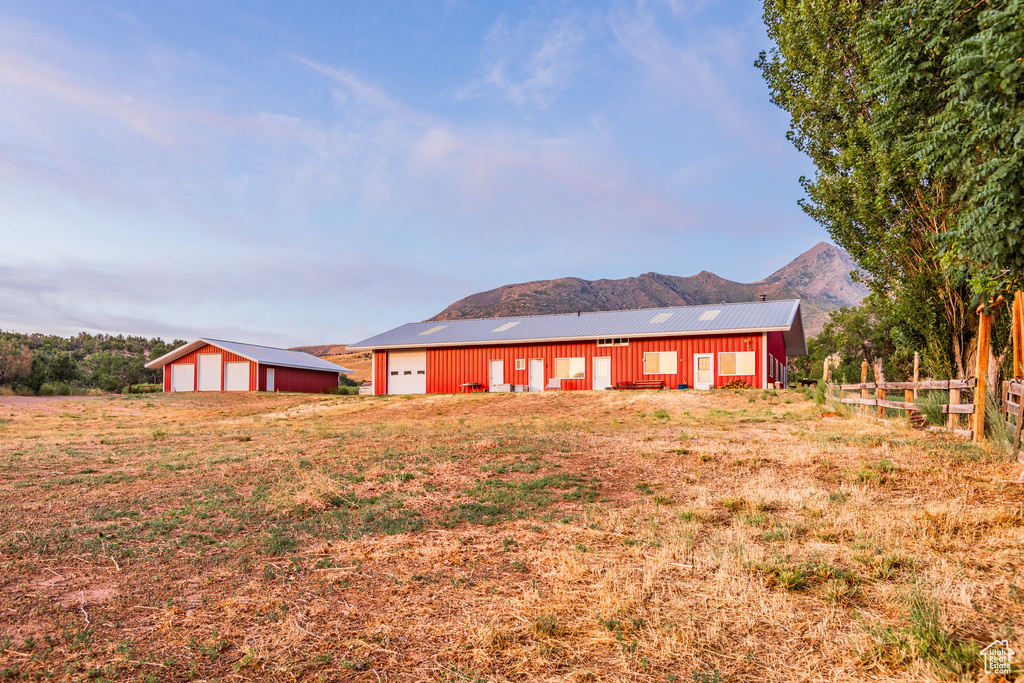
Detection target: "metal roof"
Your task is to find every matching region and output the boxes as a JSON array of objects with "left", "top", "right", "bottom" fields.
[
  {"left": 349, "top": 299, "right": 807, "bottom": 356},
  {"left": 145, "top": 338, "right": 354, "bottom": 374}
]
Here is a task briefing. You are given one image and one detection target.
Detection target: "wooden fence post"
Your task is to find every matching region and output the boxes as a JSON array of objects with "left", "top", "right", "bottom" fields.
[
  {"left": 974, "top": 306, "right": 991, "bottom": 443},
  {"left": 913, "top": 353, "right": 920, "bottom": 402},
  {"left": 1014, "top": 291, "right": 1023, "bottom": 379},
  {"left": 861, "top": 362, "right": 869, "bottom": 417},
  {"left": 948, "top": 385, "right": 960, "bottom": 431},
  {"left": 875, "top": 360, "right": 886, "bottom": 419},
  {"left": 823, "top": 358, "right": 830, "bottom": 385}
]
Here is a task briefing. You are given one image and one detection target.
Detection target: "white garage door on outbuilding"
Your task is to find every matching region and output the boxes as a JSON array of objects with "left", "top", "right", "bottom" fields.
[
  {"left": 171, "top": 364, "right": 195, "bottom": 392},
  {"left": 197, "top": 353, "right": 222, "bottom": 391},
  {"left": 387, "top": 351, "right": 426, "bottom": 394},
  {"left": 224, "top": 362, "right": 250, "bottom": 391}
]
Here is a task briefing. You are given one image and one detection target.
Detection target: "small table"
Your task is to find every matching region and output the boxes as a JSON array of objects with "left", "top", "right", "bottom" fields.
[{"left": 460, "top": 382, "right": 483, "bottom": 393}]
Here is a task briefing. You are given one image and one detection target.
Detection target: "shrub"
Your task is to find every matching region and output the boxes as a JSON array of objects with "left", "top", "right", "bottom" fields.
[
  {"left": 915, "top": 390, "right": 946, "bottom": 426},
  {"left": 38, "top": 382, "right": 71, "bottom": 396}
]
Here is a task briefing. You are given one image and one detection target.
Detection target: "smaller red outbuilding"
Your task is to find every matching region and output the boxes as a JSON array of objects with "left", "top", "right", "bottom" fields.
[{"left": 145, "top": 338, "right": 353, "bottom": 394}]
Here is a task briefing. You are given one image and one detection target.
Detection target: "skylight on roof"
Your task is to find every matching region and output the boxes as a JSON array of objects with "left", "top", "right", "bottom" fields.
[
  {"left": 698, "top": 310, "right": 721, "bottom": 321},
  {"left": 419, "top": 325, "right": 447, "bottom": 336},
  {"left": 648, "top": 312, "right": 673, "bottom": 324},
  {"left": 493, "top": 321, "right": 520, "bottom": 332}
]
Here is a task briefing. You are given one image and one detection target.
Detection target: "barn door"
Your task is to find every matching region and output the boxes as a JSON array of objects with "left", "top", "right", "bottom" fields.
[
  {"left": 197, "top": 354, "right": 222, "bottom": 391},
  {"left": 266, "top": 368, "right": 275, "bottom": 392},
  {"left": 387, "top": 351, "right": 427, "bottom": 394},
  {"left": 170, "top": 364, "right": 195, "bottom": 392}
]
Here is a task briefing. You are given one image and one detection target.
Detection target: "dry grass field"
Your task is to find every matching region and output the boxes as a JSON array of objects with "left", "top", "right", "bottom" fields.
[{"left": 0, "top": 389, "right": 1021, "bottom": 682}]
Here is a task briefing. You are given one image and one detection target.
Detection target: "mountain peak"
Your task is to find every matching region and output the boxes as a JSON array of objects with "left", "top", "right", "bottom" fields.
[{"left": 430, "top": 243, "right": 868, "bottom": 334}]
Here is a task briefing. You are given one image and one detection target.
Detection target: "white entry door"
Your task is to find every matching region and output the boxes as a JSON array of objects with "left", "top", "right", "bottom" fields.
[
  {"left": 266, "top": 368, "right": 275, "bottom": 392},
  {"left": 387, "top": 351, "right": 426, "bottom": 394},
  {"left": 593, "top": 356, "right": 611, "bottom": 391},
  {"left": 528, "top": 359, "right": 544, "bottom": 392},
  {"left": 489, "top": 359, "right": 504, "bottom": 391},
  {"left": 197, "top": 353, "right": 222, "bottom": 391},
  {"left": 694, "top": 354, "right": 713, "bottom": 390},
  {"left": 170, "top": 363, "right": 194, "bottom": 392}
]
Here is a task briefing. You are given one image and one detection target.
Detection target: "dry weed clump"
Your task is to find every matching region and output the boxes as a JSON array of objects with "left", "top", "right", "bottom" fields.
[{"left": 0, "top": 389, "right": 1020, "bottom": 681}]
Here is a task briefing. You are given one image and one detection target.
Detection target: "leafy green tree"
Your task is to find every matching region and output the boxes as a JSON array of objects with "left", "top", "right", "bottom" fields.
[
  {"left": 48, "top": 353, "right": 79, "bottom": 384},
  {"left": 25, "top": 356, "right": 47, "bottom": 393},
  {"left": 756, "top": 0, "right": 1014, "bottom": 378},
  {"left": 0, "top": 337, "right": 30, "bottom": 386},
  {"left": 860, "top": 1, "right": 1024, "bottom": 299},
  {"left": 815, "top": 299, "right": 918, "bottom": 383}
]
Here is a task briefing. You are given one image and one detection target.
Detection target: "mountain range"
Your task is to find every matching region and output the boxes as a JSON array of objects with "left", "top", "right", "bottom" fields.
[{"left": 428, "top": 242, "right": 867, "bottom": 335}]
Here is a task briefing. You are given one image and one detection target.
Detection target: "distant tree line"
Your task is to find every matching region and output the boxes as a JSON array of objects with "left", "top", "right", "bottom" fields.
[
  {"left": 0, "top": 331, "right": 186, "bottom": 395},
  {"left": 790, "top": 296, "right": 1014, "bottom": 385}
]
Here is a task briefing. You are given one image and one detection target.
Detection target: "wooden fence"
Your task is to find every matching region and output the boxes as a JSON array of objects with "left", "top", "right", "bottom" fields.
[
  {"left": 1002, "top": 380, "right": 1024, "bottom": 466},
  {"left": 827, "top": 378, "right": 977, "bottom": 440}
]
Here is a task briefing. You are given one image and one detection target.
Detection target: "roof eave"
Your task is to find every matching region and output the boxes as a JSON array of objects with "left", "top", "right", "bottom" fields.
[{"left": 347, "top": 325, "right": 796, "bottom": 351}]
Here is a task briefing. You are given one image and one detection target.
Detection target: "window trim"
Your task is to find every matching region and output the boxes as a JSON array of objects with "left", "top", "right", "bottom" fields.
[
  {"left": 553, "top": 356, "right": 586, "bottom": 379},
  {"left": 719, "top": 351, "right": 756, "bottom": 377},
  {"left": 515, "top": 358, "right": 526, "bottom": 371},
  {"left": 643, "top": 351, "right": 678, "bottom": 375}
]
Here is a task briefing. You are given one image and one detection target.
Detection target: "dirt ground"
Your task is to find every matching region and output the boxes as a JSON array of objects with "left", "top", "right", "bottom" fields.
[{"left": 0, "top": 388, "right": 1021, "bottom": 682}]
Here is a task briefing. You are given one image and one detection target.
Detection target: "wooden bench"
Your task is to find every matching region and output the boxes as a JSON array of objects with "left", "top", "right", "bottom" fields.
[
  {"left": 632, "top": 380, "right": 664, "bottom": 391},
  {"left": 615, "top": 380, "right": 634, "bottom": 390}
]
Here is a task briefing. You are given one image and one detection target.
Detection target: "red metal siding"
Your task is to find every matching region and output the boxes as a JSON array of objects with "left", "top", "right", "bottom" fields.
[
  {"left": 373, "top": 351, "right": 388, "bottom": 395},
  {"left": 766, "top": 331, "right": 787, "bottom": 385},
  {"left": 164, "top": 344, "right": 252, "bottom": 391},
  {"left": 258, "top": 365, "right": 339, "bottom": 394},
  {"left": 369, "top": 333, "right": 763, "bottom": 394}
]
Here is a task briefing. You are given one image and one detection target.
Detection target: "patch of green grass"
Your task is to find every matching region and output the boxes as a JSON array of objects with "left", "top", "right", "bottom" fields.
[
  {"left": 261, "top": 527, "right": 296, "bottom": 556},
  {"left": 653, "top": 409, "right": 670, "bottom": 420},
  {"left": 441, "top": 473, "right": 598, "bottom": 527},
  {"left": 481, "top": 457, "right": 544, "bottom": 474},
  {"left": 870, "top": 458, "right": 897, "bottom": 472},
  {"left": 859, "top": 591, "right": 980, "bottom": 677}
]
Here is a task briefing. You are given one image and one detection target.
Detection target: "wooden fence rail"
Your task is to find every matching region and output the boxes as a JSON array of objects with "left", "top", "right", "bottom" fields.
[{"left": 826, "top": 377, "right": 976, "bottom": 440}]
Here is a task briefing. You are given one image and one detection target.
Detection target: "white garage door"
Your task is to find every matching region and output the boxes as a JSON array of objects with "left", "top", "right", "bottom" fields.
[
  {"left": 171, "top": 363, "right": 195, "bottom": 392},
  {"left": 197, "top": 354, "right": 222, "bottom": 391},
  {"left": 224, "top": 362, "right": 250, "bottom": 391},
  {"left": 387, "top": 351, "right": 426, "bottom": 394}
]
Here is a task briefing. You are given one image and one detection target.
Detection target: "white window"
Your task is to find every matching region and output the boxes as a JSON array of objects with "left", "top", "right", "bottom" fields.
[
  {"left": 515, "top": 359, "right": 526, "bottom": 370},
  {"left": 768, "top": 353, "right": 774, "bottom": 379},
  {"left": 597, "top": 338, "right": 629, "bottom": 346},
  {"left": 719, "top": 352, "right": 755, "bottom": 376},
  {"left": 643, "top": 351, "right": 677, "bottom": 374},
  {"left": 554, "top": 357, "right": 586, "bottom": 379}
]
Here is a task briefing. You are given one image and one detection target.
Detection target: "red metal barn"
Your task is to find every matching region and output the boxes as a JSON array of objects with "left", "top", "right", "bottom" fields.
[
  {"left": 348, "top": 300, "right": 806, "bottom": 395},
  {"left": 145, "top": 338, "right": 353, "bottom": 393}
]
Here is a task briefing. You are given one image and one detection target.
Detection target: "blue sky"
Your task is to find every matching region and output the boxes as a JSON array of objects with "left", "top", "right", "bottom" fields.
[{"left": 0, "top": 0, "right": 823, "bottom": 346}]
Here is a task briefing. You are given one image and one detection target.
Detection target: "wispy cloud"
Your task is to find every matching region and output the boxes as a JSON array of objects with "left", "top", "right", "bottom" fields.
[
  {"left": 608, "top": 4, "right": 785, "bottom": 155},
  {"left": 459, "top": 13, "right": 588, "bottom": 108},
  {"left": 0, "top": 51, "right": 174, "bottom": 144}
]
